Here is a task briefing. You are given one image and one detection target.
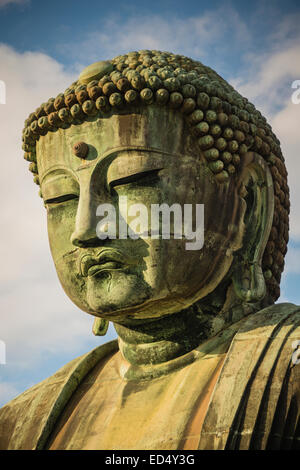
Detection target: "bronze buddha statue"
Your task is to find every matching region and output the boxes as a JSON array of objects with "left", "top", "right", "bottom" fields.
[{"left": 0, "top": 50, "right": 299, "bottom": 450}]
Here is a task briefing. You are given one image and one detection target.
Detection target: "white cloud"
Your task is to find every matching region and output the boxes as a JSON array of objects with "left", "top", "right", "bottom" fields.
[{"left": 231, "top": 43, "right": 300, "bottom": 116}]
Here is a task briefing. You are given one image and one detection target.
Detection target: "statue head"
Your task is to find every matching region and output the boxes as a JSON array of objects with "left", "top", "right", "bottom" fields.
[{"left": 22, "top": 50, "right": 289, "bottom": 329}]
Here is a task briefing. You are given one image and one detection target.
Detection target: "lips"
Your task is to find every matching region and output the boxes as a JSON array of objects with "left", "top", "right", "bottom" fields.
[{"left": 80, "top": 249, "right": 130, "bottom": 277}]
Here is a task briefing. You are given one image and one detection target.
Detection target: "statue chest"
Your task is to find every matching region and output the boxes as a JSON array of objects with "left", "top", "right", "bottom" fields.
[{"left": 46, "top": 349, "right": 227, "bottom": 450}]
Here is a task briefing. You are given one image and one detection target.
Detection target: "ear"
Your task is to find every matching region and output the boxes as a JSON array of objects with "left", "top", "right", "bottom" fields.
[{"left": 232, "top": 152, "right": 274, "bottom": 303}]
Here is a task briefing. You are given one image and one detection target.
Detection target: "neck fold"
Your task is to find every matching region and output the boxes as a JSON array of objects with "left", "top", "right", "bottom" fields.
[{"left": 114, "top": 308, "right": 212, "bottom": 367}]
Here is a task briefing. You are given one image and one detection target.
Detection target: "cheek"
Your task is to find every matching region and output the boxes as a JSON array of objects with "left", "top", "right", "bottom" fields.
[
  {"left": 47, "top": 200, "right": 77, "bottom": 259},
  {"left": 46, "top": 201, "right": 91, "bottom": 312}
]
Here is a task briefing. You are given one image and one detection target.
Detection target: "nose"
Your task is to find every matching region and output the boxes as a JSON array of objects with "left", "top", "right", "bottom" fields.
[
  {"left": 70, "top": 228, "right": 100, "bottom": 248},
  {"left": 70, "top": 187, "right": 102, "bottom": 248}
]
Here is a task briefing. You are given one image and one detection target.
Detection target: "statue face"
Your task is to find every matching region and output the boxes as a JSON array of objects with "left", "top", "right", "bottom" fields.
[{"left": 37, "top": 106, "right": 245, "bottom": 323}]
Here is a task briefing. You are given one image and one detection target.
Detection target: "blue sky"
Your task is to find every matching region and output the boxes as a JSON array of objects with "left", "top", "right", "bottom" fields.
[
  {"left": 2, "top": 0, "right": 295, "bottom": 61},
  {"left": 1, "top": 0, "right": 299, "bottom": 76},
  {"left": 0, "top": 0, "right": 300, "bottom": 406}
]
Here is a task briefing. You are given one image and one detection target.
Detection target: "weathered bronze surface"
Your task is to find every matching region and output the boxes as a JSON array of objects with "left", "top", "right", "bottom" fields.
[{"left": 0, "top": 50, "right": 299, "bottom": 450}]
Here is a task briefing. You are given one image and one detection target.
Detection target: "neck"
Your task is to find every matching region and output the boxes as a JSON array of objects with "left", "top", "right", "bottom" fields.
[
  {"left": 114, "top": 283, "right": 264, "bottom": 375},
  {"left": 114, "top": 307, "right": 212, "bottom": 367}
]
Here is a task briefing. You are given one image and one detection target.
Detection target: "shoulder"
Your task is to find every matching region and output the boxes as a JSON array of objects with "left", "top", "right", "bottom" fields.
[
  {"left": 229, "top": 302, "right": 300, "bottom": 396},
  {"left": 200, "top": 303, "right": 300, "bottom": 450},
  {"left": 239, "top": 302, "right": 300, "bottom": 333},
  {"left": 0, "top": 339, "right": 118, "bottom": 449},
  {"left": 224, "top": 302, "right": 300, "bottom": 376},
  {"left": 229, "top": 302, "right": 300, "bottom": 449},
  {"left": 237, "top": 302, "right": 300, "bottom": 449}
]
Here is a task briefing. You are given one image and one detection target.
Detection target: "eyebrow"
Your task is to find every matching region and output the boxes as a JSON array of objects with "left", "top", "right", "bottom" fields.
[
  {"left": 75, "top": 146, "right": 189, "bottom": 171},
  {"left": 40, "top": 166, "right": 76, "bottom": 184}
]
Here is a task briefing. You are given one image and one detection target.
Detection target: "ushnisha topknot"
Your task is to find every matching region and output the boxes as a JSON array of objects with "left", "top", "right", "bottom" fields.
[{"left": 22, "top": 50, "right": 289, "bottom": 302}]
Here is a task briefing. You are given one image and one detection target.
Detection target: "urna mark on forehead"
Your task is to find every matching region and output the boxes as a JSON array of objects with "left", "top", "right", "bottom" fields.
[{"left": 36, "top": 106, "right": 186, "bottom": 182}]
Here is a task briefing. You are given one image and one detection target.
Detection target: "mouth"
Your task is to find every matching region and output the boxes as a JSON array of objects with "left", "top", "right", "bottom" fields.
[
  {"left": 87, "top": 260, "right": 124, "bottom": 277},
  {"left": 80, "top": 249, "right": 131, "bottom": 277}
]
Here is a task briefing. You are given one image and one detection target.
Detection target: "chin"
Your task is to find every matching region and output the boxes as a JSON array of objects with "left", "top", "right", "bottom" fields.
[{"left": 86, "top": 269, "right": 152, "bottom": 317}]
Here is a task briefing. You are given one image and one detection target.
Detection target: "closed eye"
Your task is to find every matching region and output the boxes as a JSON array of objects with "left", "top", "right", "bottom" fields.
[
  {"left": 44, "top": 193, "right": 79, "bottom": 205},
  {"left": 109, "top": 168, "right": 163, "bottom": 191}
]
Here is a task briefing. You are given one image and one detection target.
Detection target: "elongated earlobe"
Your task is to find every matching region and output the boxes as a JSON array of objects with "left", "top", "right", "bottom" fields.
[
  {"left": 92, "top": 318, "right": 109, "bottom": 336},
  {"left": 232, "top": 261, "right": 266, "bottom": 303},
  {"left": 232, "top": 152, "right": 274, "bottom": 304}
]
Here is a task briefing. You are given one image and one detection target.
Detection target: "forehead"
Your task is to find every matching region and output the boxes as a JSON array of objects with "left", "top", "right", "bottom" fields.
[{"left": 36, "top": 106, "right": 189, "bottom": 181}]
